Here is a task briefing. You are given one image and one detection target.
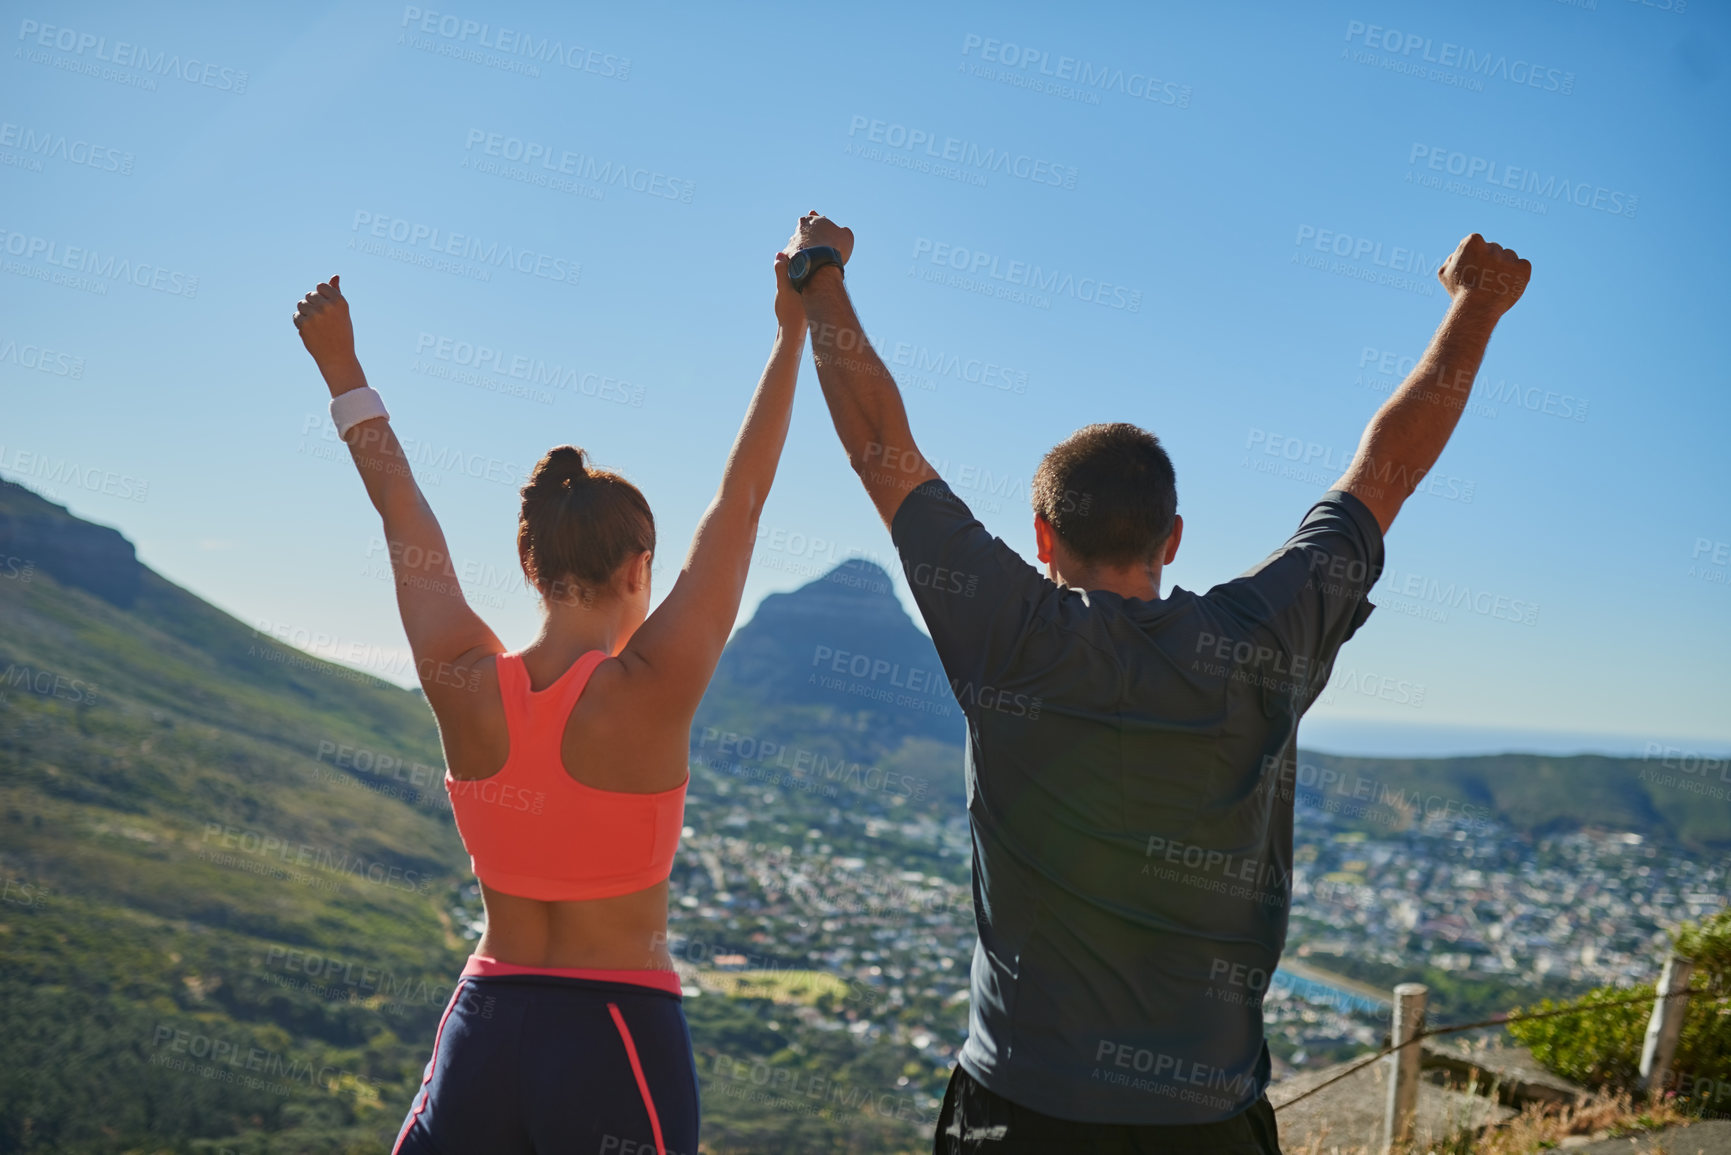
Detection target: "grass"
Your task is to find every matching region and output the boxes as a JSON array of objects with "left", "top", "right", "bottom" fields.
[
  {"left": 1287, "top": 1089, "right": 1696, "bottom": 1154},
  {"left": 696, "top": 968, "right": 856, "bottom": 1004}
]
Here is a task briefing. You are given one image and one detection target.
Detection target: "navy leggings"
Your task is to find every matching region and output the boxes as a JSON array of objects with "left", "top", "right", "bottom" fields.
[{"left": 392, "top": 972, "right": 699, "bottom": 1155}]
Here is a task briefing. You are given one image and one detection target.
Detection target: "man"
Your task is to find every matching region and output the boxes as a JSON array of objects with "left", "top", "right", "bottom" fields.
[{"left": 780, "top": 212, "right": 1530, "bottom": 1153}]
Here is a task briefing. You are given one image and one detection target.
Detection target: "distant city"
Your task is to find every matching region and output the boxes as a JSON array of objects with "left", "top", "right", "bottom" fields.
[{"left": 441, "top": 747, "right": 1729, "bottom": 1097}]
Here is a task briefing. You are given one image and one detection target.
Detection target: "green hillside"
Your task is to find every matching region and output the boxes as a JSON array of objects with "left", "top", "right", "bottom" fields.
[
  {"left": 0, "top": 480, "right": 469, "bottom": 1153},
  {"left": 2, "top": 479, "right": 1725, "bottom": 1153},
  {"left": 1296, "top": 749, "right": 1731, "bottom": 851},
  {"left": 0, "top": 482, "right": 939, "bottom": 1155}
]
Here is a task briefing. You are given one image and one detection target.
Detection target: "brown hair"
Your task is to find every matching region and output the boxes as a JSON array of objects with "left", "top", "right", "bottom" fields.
[
  {"left": 517, "top": 446, "right": 655, "bottom": 600},
  {"left": 1032, "top": 423, "right": 1177, "bottom": 567}
]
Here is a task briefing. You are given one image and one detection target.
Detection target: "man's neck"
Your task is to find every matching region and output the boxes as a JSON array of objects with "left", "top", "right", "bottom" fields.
[{"left": 1050, "top": 562, "right": 1164, "bottom": 603}]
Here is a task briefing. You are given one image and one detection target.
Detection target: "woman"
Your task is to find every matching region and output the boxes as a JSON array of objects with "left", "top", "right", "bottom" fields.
[{"left": 291, "top": 249, "right": 807, "bottom": 1155}]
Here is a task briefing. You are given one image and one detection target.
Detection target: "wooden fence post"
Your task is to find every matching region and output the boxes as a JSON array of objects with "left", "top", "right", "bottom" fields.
[
  {"left": 1639, "top": 953, "right": 1695, "bottom": 1100},
  {"left": 1383, "top": 982, "right": 1428, "bottom": 1153}
]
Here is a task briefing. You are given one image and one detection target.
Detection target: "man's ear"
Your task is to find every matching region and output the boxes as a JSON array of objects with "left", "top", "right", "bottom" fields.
[
  {"left": 1163, "top": 515, "right": 1184, "bottom": 565},
  {"left": 1034, "top": 516, "right": 1056, "bottom": 565}
]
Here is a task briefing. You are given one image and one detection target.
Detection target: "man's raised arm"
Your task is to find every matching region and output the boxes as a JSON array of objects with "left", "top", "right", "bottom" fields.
[
  {"left": 782, "top": 212, "right": 939, "bottom": 527},
  {"left": 1337, "top": 233, "right": 1532, "bottom": 534}
]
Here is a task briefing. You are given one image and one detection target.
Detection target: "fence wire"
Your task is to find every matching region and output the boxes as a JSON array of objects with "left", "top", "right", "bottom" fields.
[{"left": 1273, "top": 981, "right": 1713, "bottom": 1114}]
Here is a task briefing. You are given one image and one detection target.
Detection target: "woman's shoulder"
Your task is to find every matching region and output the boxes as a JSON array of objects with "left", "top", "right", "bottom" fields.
[{"left": 429, "top": 647, "right": 512, "bottom": 781}]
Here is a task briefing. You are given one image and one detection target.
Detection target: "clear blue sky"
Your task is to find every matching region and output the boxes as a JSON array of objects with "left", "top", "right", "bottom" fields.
[{"left": 4, "top": 0, "right": 1727, "bottom": 758}]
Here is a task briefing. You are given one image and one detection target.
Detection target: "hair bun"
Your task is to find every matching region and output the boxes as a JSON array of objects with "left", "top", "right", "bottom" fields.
[
  {"left": 517, "top": 445, "right": 656, "bottom": 596},
  {"left": 529, "top": 445, "right": 591, "bottom": 494}
]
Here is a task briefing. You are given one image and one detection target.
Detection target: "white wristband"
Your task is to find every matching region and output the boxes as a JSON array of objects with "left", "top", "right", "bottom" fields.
[{"left": 330, "top": 386, "right": 389, "bottom": 439}]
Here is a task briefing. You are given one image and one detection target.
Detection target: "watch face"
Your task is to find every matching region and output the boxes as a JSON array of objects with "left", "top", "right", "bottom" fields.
[{"left": 789, "top": 252, "right": 810, "bottom": 281}]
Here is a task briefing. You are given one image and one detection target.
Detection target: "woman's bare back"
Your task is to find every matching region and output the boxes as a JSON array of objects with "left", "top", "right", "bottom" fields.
[{"left": 439, "top": 647, "right": 691, "bottom": 970}]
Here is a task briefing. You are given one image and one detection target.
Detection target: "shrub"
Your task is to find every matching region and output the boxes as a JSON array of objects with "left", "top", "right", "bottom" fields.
[{"left": 1509, "top": 907, "right": 1731, "bottom": 1115}]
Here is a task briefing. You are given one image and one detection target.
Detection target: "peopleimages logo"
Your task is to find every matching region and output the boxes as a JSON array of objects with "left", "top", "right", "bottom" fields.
[
  {"left": 0, "top": 445, "right": 148, "bottom": 502},
  {"left": 200, "top": 823, "right": 434, "bottom": 895},
  {"left": 889, "top": 341, "right": 1027, "bottom": 395},
  {"left": 1407, "top": 144, "right": 1636, "bottom": 219},
  {"left": 413, "top": 332, "right": 645, "bottom": 406},
  {"left": 0, "top": 227, "right": 198, "bottom": 297},
  {"left": 1354, "top": 347, "right": 1589, "bottom": 424},
  {"left": 1343, "top": 20, "right": 1575, "bottom": 95},
  {"left": 810, "top": 645, "right": 949, "bottom": 701},
  {"left": 1377, "top": 565, "right": 1540, "bottom": 627},
  {"left": 0, "top": 337, "right": 84, "bottom": 378},
  {"left": 693, "top": 728, "right": 927, "bottom": 800},
  {"left": 462, "top": 129, "right": 694, "bottom": 203},
  {"left": 1293, "top": 226, "right": 1433, "bottom": 276},
  {"left": 349, "top": 211, "right": 579, "bottom": 286},
  {"left": 15, "top": 18, "right": 250, "bottom": 93},
  {"left": 910, "top": 237, "right": 1142, "bottom": 311},
  {"left": 0, "top": 119, "right": 133, "bottom": 175},
  {"left": 959, "top": 34, "right": 1192, "bottom": 108},
  {"left": 1291, "top": 225, "right": 1436, "bottom": 298},
  {"left": 845, "top": 115, "right": 1078, "bottom": 189},
  {"left": 398, "top": 7, "right": 629, "bottom": 79},
  {"left": 1, "top": 662, "right": 99, "bottom": 706}
]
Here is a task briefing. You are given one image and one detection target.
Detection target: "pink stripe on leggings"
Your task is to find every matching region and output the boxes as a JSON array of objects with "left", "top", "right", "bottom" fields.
[
  {"left": 391, "top": 979, "right": 465, "bottom": 1155},
  {"left": 608, "top": 1002, "right": 667, "bottom": 1155}
]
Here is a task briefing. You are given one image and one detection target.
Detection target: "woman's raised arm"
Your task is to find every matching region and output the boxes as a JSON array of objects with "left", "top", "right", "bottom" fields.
[
  {"left": 292, "top": 276, "right": 502, "bottom": 710},
  {"left": 619, "top": 253, "right": 805, "bottom": 712}
]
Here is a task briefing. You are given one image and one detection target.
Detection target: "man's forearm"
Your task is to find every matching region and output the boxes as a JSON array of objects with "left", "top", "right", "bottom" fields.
[
  {"left": 1340, "top": 297, "right": 1499, "bottom": 527},
  {"left": 802, "top": 269, "right": 907, "bottom": 465},
  {"left": 801, "top": 267, "right": 938, "bottom": 523},
  {"left": 1339, "top": 233, "right": 1530, "bottom": 532}
]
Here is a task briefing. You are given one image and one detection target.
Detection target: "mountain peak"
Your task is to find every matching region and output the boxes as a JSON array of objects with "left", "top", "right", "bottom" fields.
[
  {"left": 808, "top": 557, "right": 895, "bottom": 597},
  {"left": 754, "top": 557, "right": 906, "bottom": 631},
  {"left": 697, "top": 553, "right": 962, "bottom": 750},
  {"left": 0, "top": 479, "right": 142, "bottom": 607}
]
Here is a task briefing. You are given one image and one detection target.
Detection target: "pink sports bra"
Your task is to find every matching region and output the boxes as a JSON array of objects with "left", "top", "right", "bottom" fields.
[{"left": 445, "top": 650, "right": 688, "bottom": 902}]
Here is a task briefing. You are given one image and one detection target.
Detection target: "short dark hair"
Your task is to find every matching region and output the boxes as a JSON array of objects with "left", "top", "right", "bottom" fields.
[
  {"left": 518, "top": 446, "right": 655, "bottom": 598},
  {"left": 1031, "top": 423, "right": 1177, "bottom": 566}
]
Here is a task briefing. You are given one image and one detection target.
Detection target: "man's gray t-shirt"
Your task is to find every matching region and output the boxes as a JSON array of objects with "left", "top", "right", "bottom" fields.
[{"left": 891, "top": 480, "right": 1384, "bottom": 1126}]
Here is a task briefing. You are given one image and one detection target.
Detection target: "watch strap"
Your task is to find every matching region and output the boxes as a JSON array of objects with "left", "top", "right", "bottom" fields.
[{"left": 790, "top": 246, "right": 844, "bottom": 292}]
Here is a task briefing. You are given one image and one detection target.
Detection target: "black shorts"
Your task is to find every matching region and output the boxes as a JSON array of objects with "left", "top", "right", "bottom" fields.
[
  {"left": 392, "top": 971, "right": 698, "bottom": 1155},
  {"left": 933, "top": 1065, "right": 1283, "bottom": 1155}
]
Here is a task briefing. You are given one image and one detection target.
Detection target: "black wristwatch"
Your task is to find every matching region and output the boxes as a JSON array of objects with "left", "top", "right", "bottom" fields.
[{"left": 788, "top": 246, "right": 844, "bottom": 293}]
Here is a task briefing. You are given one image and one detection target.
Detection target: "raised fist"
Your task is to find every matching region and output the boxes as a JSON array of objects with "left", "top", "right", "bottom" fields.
[
  {"left": 781, "top": 211, "right": 854, "bottom": 265},
  {"left": 1438, "top": 235, "right": 1531, "bottom": 317},
  {"left": 772, "top": 252, "right": 805, "bottom": 329},
  {"left": 292, "top": 275, "right": 356, "bottom": 367}
]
